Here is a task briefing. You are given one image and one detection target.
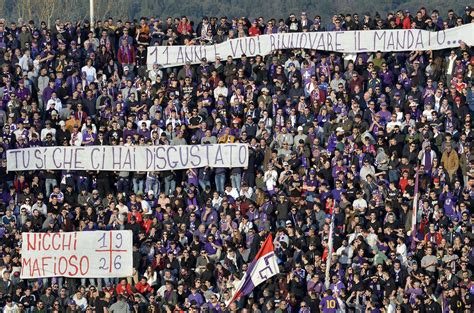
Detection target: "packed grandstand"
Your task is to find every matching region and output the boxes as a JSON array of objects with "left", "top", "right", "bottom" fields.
[{"left": 0, "top": 5, "right": 473, "bottom": 313}]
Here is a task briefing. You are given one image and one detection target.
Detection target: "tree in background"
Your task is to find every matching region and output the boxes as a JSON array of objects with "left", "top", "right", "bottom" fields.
[{"left": 3, "top": 0, "right": 470, "bottom": 26}]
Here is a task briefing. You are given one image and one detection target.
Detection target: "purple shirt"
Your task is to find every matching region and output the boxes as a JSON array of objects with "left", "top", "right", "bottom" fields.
[
  {"left": 331, "top": 188, "right": 346, "bottom": 202},
  {"left": 377, "top": 109, "right": 392, "bottom": 124},
  {"left": 320, "top": 295, "right": 338, "bottom": 312},
  {"left": 329, "top": 280, "right": 345, "bottom": 293},
  {"left": 379, "top": 70, "right": 394, "bottom": 87},
  {"left": 15, "top": 87, "right": 31, "bottom": 101},
  {"left": 42, "top": 86, "right": 56, "bottom": 103},
  {"left": 204, "top": 241, "right": 221, "bottom": 255},
  {"left": 187, "top": 292, "right": 204, "bottom": 307},
  {"left": 301, "top": 67, "right": 315, "bottom": 85},
  {"left": 122, "top": 128, "right": 136, "bottom": 140},
  {"left": 307, "top": 280, "right": 324, "bottom": 294},
  {"left": 202, "top": 210, "right": 218, "bottom": 225},
  {"left": 82, "top": 132, "right": 96, "bottom": 145}
]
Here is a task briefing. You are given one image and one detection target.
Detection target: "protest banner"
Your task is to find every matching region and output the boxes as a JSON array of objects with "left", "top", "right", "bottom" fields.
[
  {"left": 7, "top": 144, "right": 248, "bottom": 171},
  {"left": 20, "top": 231, "right": 133, "bottom": 279},
  {"left": 147, "top": 24, "right": 474, "bottom": 68}
]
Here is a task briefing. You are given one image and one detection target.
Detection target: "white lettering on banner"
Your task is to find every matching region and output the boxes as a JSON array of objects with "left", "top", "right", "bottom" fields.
[
  {"left": 147, "top": 24, "right": 474, "bottom": 68},
  {"left": 6, "top": 144, "right": 249, "bottom": 171},
  {"left": 20, "top": 231, "right": 133, "bottom": 279}
]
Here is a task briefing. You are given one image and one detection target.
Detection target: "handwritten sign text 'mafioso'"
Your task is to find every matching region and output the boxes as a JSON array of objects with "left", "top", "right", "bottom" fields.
[
  {"left": 147, "top": 24, "right": 474, "bottom": 68},
  {"left": 7, "top": 144, "right": 249, "bottom": 171},
  {"left": 21, "top": 231, "right": 133, "bottom": 279}
]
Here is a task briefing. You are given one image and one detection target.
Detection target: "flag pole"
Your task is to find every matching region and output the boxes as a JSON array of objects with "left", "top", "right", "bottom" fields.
[
  {"left": 89, "top": 0, "right": 94, "bottom": 31},
  {"left": 412, "top": 164, "right": 420, "bottom": 234},
  {"left": 410, "top": 163, "right": 420, "bottom": 251},
  {"left": 325, "top": 200, "right": 335, "bottom": 289}
]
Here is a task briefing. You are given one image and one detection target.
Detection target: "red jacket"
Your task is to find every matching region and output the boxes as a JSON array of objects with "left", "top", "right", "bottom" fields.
[
  {"left": 75, "top": 110, "right": 88, "bottom": 123},
  {"left": 177, "top": 22, "right": 192, "bottom": 34},
  {"left": 402, "top": 16, "right": 412, "bottom": 29},
  {"left": 127, "top": 211, "right": 143, "bottom": 224},
  {"left": 135, "top": 282, "right": 153, "bottom": 295},
  {"left": 424, "top": 232, "right": 442, "bottom": 245},
  {"left": 116, "top": 283, "right": 133, "bottom": 296},
  {"left": 249, "top": 26, "right": 261, "bottom": 36},
  {"left": 142, "top": 219, "right": 152, "bottom": 234}
]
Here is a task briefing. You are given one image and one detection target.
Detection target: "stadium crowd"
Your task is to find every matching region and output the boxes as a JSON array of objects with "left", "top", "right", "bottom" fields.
[{"left": 0, "top": 4, "right": 474, "bottom": 313}]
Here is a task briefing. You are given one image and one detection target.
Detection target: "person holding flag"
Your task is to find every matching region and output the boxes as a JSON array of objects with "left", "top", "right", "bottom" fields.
[{"left": 226, "top": 233, "right": 280, "bottom": 307}]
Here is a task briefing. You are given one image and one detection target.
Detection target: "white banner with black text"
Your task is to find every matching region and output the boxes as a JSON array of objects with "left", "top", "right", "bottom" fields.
[
  {"left": 21, "top": 231, "right": 133, "bottom": 278},
  {"left": 147, "top": 24, "right": 474, "bottom": 68},
  {"left": 7, "top": 144, "right": 249, "bottom": 171}
]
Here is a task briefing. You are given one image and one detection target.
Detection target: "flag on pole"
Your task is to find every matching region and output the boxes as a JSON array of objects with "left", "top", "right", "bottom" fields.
[
  {"left": 226, "top": 233, "right": 279, "bottom": 306},
  {"left": 324, "top": 201, "right": 336, "bottom": 289},
  {"left": 411, "top": 165, "right": 420, "bottom": 234}
]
